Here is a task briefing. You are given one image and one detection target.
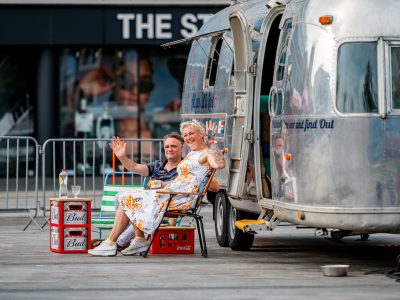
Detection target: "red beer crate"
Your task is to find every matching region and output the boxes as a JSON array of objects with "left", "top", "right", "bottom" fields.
[
  {"left": 50, "top": 227, "right": 89, "bottom": 253},
  {"left": 150, "top": 226, "right": 195, "bottom": 254},
  {"left": 49, "top": 198, "right": 92, "bottom": 253},
  {"left": 50, "top": 200, "right": 89, "bottom": 226}
]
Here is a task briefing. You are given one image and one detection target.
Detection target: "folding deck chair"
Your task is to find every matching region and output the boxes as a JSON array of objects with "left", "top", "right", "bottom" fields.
[
  {"left": 142, "top": 148, "right": 227, "bottom": 258},
  {"left": 91, "top": 172, "right": 144, "bottom": 239}
]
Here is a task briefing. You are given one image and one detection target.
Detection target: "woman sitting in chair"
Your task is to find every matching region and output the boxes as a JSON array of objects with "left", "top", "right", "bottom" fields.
[{"left": 89, "top": 120, "right": 226, "bottom": 256}]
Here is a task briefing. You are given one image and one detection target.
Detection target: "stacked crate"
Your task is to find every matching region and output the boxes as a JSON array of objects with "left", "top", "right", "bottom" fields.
[{"left": 50, "top": 198, "right": 92, "bottom": 253}]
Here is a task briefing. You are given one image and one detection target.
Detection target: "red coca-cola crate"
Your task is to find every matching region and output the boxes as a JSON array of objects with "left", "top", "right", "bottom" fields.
[
  {"left": 49, "top": 198, "right": 92, "bottom": 253},
  {"left": 150, "top": 226, "right": 195, "bottom": 254}
]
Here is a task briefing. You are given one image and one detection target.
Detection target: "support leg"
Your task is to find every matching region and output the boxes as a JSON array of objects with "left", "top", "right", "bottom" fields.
[
  {"left": 141, "top": 224, "right": 161, "bottom": 258},
  {"left": 195, "top": 215, "right": 208, "bottom": 257},
  {"left": 22, "top": 212, "right": 44, "bottom": 232},
  {"left": 141, "top": 195, "right": 173, "bottom": 258}
]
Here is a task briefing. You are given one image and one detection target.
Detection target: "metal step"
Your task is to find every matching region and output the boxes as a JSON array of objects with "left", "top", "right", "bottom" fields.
[
  {"left": 235, "top": 212, "right": 281, "bottom": 233},
  {"left": 234, "top": 219, "right": 266, "bottom": 233}
]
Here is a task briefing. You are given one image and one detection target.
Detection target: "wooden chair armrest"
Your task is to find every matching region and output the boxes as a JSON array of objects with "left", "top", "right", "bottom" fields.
[
  {"left": 164, "top": 211, "right": 190, "bottom": 218},
  {"left": 156, "top": 191, "right": 199, "bottom": 196}
]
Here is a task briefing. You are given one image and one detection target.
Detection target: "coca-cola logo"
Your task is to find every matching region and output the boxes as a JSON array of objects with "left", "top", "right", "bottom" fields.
[{"left": 177, "top": 245, "right": 191, "bottom": 251}]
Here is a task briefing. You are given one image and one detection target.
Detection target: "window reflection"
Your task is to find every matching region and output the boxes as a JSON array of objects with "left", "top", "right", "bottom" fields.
[
  {"left": 390, "top": 47, "right": 400, "bottom": 109},
  {"left": 336, "top": 42, "right": 378, "bottom": 113}
]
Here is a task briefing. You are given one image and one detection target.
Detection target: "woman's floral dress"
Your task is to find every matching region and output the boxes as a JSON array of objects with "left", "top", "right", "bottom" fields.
[{"left": 116, "top": 149, "right": 209, "bottom": 234}]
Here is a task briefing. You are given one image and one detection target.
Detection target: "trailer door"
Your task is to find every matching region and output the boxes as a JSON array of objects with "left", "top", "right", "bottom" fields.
[{"left": 227, "top": 11, "right": 254, "bottom": 198}]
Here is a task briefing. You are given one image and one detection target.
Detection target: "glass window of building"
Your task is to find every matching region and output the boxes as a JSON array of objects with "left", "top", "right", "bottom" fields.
[
  {"left": 59, "top": 47, "right": 187, "bottom": 144},
  {"left": 0, "top": 50, "right": 33, "bottom": 136}
]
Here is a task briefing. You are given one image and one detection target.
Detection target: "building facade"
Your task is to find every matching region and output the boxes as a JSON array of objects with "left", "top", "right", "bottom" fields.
[{"left": 0, "top": 0, "right": 229, "bottom": 144}]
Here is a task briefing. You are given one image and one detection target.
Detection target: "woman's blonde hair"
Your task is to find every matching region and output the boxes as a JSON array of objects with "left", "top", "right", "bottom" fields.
[{"left": 180, "top": 120, "right": 207, "bottom": 144}]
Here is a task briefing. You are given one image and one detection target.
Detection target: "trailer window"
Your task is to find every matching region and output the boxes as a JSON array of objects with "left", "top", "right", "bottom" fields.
[
  {"left": 275, "top": 19, "right": 292, "bottom": 82},
  {"left": 390, "top": 46, "right": 400, "bottom": 109},
  {"left": 271, "top": 90, "right": 283, "bottom": 116},
  {"left": 229, "top": 60, "right": 235, "bottom": 86},
  {"left": 336, "top": 42, "right": 378, "bottom": 113},
  {"left": 206, "top": 37, "right": 223, "bottom": 87}
]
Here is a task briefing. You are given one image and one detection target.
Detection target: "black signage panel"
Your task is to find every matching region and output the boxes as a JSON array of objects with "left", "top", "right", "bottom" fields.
[
  {"left": 52, "top": 7, "right": 103, "bottom": 44},
  {"left": 104, "top": 7, "right": 219, "bottom": 45},
  {"left": 0, "top": 5, "right": 224, "bottom": 45},
  {"left": 0, "top": 7, "right": 51, "bottom": 44}
]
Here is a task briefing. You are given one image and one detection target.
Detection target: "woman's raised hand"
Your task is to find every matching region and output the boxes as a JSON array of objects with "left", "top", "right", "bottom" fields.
[
  {"left": 205, "top": 120, "right": 217, "bottom": 133},
  {"left": 109, "top": 136, "right": 127, "bottom": 158}
]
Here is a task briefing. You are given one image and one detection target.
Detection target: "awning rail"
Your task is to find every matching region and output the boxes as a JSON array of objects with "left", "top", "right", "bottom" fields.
[{"left": 161, "top": 28, "right": 230, "bottom": 48}]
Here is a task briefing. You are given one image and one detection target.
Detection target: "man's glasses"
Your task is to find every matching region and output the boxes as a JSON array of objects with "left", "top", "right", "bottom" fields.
[
  {"left": 117, "top": 73, "right": 154, "bottom": 93},
  {"left": 139, "top": 81, "right": 155, "bottom": 93}
]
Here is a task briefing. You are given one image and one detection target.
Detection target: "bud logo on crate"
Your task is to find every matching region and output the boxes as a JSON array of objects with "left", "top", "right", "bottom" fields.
[
  {"left": 50, "top": 201, "right": 60, "bottom": 224},
  {"left": 63, "top": 202, "right": 87, "bottom": 224},
  {"left": 51, "top": 227, "right": 60, "bottom": 250},
  {"left": 63, "top": 228, "right": 87, "bottom": 250}
]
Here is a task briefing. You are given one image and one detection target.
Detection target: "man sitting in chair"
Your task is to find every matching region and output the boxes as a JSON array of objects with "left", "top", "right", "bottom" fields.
[{"left": 98, "top": 131, "right": 220, "bottom": 251}]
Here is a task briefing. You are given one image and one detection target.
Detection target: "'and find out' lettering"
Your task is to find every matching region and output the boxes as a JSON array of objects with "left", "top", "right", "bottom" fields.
[{"left": 284, "top": 119, "right": 335, "bottom": 132}]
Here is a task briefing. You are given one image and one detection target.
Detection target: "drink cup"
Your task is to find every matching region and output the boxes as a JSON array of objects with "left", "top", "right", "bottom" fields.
[
  {"left": 168, "top": 218, "right": 177, "bottom": 226},
  {"left": 71, "top": 185, "right": 81, "bottom": 198},
  {"left": 149, "top": 180, "right": 162, "bottom": 189}
]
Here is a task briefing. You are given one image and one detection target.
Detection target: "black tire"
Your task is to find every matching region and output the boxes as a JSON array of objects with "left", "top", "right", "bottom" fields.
[
  {"left": 214, "top": 191, "right": 229, "bottom": 247},
  {"left": 227, "top": 204, "right": 254, "bottom": 251},
  {"left": 360, "top": 234, "right": 370, "bottom": 241},
  {"left": 207, "top": 191, "right": 217, "bottom": 206},
  {"left": 330, "top": 231, "right": 344, "bottom": 241}
]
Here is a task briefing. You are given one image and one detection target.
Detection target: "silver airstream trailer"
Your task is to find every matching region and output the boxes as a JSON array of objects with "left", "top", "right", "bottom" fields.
[{"left": 165, "top": 0, "right": 400, "bottom": 250}]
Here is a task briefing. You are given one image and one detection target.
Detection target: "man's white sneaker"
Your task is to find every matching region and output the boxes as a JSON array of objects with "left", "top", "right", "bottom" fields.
[
  {"left": 88, "top": 240, "right": 117, "bottom": 256},
  {"left": 121, "top": 239, "right": 149, "bottom": 256}
]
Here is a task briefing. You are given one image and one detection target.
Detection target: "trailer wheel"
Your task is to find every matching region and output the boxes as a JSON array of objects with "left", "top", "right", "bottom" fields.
[
  {"left": 227, "top": 205, "right": 254, "bottom": 251},
  {"left": 214, "top": 191, "right": 229, "bottom": 247},
  {"left": 207, "top": 191, "right": 217, "bottom": 206}
]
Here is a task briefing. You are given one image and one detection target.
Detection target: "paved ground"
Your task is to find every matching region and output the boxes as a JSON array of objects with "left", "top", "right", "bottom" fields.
[{"left": 1, "top": 206, "right": 400, "bottom": 300}]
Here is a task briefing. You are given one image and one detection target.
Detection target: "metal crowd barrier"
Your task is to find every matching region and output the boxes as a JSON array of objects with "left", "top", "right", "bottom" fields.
[
  {"left": 0, "top": 136, "right": 41, "bottom": 230},
  {"left": 0, "top": 137, "right": 163, "bottom": 230},
  {"left": 40, "top": 137, "right": 163, "bottom": 211}
]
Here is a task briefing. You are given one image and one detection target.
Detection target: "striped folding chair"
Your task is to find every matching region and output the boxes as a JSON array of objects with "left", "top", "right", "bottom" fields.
[{"left": 91, "top": 172, "right": 144, "bottom": 239}]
